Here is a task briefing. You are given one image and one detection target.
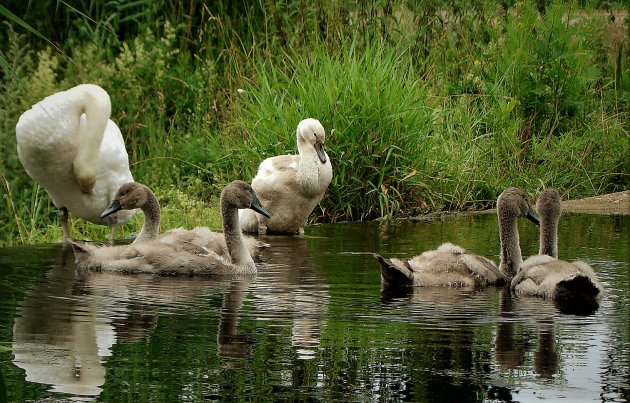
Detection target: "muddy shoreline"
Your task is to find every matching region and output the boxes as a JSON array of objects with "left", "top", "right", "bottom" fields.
[
  {"left": 410, "top": 191, "right": 629, "bottom": 222},
  {"left": 560, "top": 190, "right": 629, "bottom": 215}
]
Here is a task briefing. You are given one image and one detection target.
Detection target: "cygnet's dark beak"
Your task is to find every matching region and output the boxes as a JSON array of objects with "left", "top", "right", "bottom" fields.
[
  {"left": 250, "top": 196, "right": 270, "bottom": 218},
  {"left": 526, "top": 206, "right": 540, "bottom": 226},
  {"left": 101, "top": 199, "right": 122, "bottom": 218},
  {"left": 314, "top": 140, "right": 327, "bottom": 164}
]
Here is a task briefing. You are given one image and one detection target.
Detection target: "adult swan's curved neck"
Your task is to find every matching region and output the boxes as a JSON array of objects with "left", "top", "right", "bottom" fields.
[{"left": 72, "top": 85, "right": 112, "bottom": 193}]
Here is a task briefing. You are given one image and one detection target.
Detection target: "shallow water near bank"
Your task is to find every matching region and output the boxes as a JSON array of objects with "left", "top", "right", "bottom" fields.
[{"left": 0, "top": 213, "right": 628, "bottom": 402}]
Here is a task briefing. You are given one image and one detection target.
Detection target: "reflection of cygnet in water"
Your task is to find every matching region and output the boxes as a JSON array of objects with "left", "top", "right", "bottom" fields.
[
  {"left": 291, "top": 292, "right": 324, "bottom": 355},
  {"left": 79, "top": 267, "right": 257, "bottom": 370},
  {"left": 494, "top": 288, "right": 559, "bottom": 378},
  {"left": 533, "top": 318, "right": 559, "bottom": 379},
  {"left": 12, "top": 245, "right": 246, "bottom": 397},
  {"left": 217, "top": 278, "right": 254, "bottom": 367},
  {"left": 11, "top": 247, "right": 114, "bottom": 397},
  {"left": 253, "top": 236, "right": 329, "bottom": 359},
  {"left": 494, "top": 288, "right": 526, "bottom": 370},
  {"left": 380, "top": 282, "right": 502, "bottom": 326}
]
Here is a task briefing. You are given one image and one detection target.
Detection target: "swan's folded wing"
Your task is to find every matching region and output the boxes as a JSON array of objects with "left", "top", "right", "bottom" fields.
[
  {"left": 260, "top": 155, "right": 299, "bottom": 175},
  {"left": 460, "top": 254, "right": 506, "bottom": 286}
]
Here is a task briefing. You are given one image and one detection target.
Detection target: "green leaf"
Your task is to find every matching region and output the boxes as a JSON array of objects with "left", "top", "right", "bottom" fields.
[{"left": 0, "top": 4, "right": 72, "bottom": 62}]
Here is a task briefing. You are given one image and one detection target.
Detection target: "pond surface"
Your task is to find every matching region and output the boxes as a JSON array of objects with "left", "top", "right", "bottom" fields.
[{"left": 0, "top": 213, "right": 628, "bottom": 402}]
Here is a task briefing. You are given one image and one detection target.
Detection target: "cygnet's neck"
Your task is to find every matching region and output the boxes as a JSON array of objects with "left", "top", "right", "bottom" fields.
[
  {"left": 498, "top": 208, "right": 523, "bottom": 277},
  {"left": 135, "top": 194, "right": 161, "bottom": 243},
  {"left": 539, "top": 211, "right": 559, "bottom": 258},
  {"left": 222, "top": 202, "right": 254, "bottom": 268}
]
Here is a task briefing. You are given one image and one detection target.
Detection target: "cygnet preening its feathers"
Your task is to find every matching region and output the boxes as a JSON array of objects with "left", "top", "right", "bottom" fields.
[{"left": 239, "top": 118, "right": 333, "bottom": 235}]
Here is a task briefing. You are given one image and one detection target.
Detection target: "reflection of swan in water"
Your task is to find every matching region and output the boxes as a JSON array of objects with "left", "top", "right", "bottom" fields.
[
  {"left": 494, "top": 288, "right": 559, "bottom": 378},
  {"left": 11, "top": 245, "right": 256, "bottom": 397},
  {"left": 494, "top": 288, "right": 526, "bottom": 370},
  {"left": 216, "top": 278, "right": 254, "bottom": 367},
  {"left": 533, "top": 318, "right": 558, "bottom": 379},
  {"left": 252, "top": 236, "right": 329, "bottom": 358},
  {"left": 380, "top": 283, "right": 503, "bottom": 325},
  {"left": 11, "top": 246, "right": 113, "bottom": 397}
]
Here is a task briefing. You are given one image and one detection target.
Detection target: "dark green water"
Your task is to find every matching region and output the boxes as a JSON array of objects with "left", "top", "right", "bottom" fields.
[{"left": 0, "top": 213, "right": 628, "bottom": 402}]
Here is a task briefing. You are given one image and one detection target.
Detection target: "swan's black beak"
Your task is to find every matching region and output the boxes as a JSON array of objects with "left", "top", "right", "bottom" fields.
[
  {"left": 101, "top": 199, "right": 122, "bottom": 218},
  {"left": 314, "top": 140, "right": 327, "bottom": 164},
  {"left": 526, "top": 206, "right": 540, "bottom": 226},
  {"left": 250, "top": 196, "right": 271, "bottom": 218}
]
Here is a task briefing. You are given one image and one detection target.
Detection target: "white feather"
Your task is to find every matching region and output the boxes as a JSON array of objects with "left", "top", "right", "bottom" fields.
[{"left": 15, "top": 84, "right": 135, "bottom": 226}]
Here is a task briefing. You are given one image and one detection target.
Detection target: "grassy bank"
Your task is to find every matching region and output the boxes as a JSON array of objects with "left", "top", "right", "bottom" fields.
[{"left": 1, "top": 1, "right": 628, "bottom": 245}]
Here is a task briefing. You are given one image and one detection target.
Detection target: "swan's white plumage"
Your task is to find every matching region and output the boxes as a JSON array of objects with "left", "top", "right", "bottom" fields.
[
  {"left": 239, "top": 118, "right": 333, "bottom": 234},
  {"left": 15, "top": 84, "right": 135, "bottom": 227}
]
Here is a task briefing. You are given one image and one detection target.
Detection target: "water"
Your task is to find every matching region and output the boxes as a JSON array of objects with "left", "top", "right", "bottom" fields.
[{"left": 0, "top": 213, "right": 628, "bottom": 402}]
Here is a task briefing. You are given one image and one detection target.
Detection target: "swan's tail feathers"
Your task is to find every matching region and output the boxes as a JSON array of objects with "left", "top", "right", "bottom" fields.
[
  {"left": 555, "top": 274, "right": 602, "bottom": 315},
  {"left": 374, "top": 254, "right": 413, "bottom": 287}
]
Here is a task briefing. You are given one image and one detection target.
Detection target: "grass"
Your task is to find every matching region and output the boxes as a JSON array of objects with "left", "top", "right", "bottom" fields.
[{"left": 0, "top": 0, "right": 628, "bottom": 245}]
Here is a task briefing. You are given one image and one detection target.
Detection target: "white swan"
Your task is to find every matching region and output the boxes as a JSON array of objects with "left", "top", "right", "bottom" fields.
[
  {"left": 239, "top": 118, "right": 333, "bottom": 234},
  {"left": 511, "top": 188, "right": 604, "bottom": 312},
  {"left": 15, "top": 84, "right": 135, "bottom": 242},
  {"left": 374, "top": 187, "right": 541, "bottom": 287},
  {"left": 100, "top": 182, "right": 268, "bottom": 259},
  {"left": 71, "top": 181, "right": 271, "bottom": 276}
]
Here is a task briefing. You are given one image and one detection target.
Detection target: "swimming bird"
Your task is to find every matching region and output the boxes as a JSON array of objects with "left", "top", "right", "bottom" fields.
[
  {"left": 496, "top": 187, "right": 541, "bottom": 277},
  {"left": 101, "top": 182, "right": 160, "bottom": 243},
  {"left": 374, "top": 187, "right": 540, "bottom": 288},
  {"left": 100, "top": 182, "right": 268, "bottom": 259},
  {"left": 511, "top": 188, "right": 604, "bottom": 313},
  {"left": 239, "top": 118, "right": 333, "bottom": 235},
  {"left": 72, "top": 181, "right": 271, "bottom": 275},
  {"left": 15, "top": 84, "right": 135, "bottom": 242}
]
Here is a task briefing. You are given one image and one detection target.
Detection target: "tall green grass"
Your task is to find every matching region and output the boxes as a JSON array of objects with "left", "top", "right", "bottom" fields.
[
  {"left": 223, "top": 41, "right": 436, "bottom": 220},
  {"left": 0, "top": 0, "right": 628, "bottom": 245}
]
